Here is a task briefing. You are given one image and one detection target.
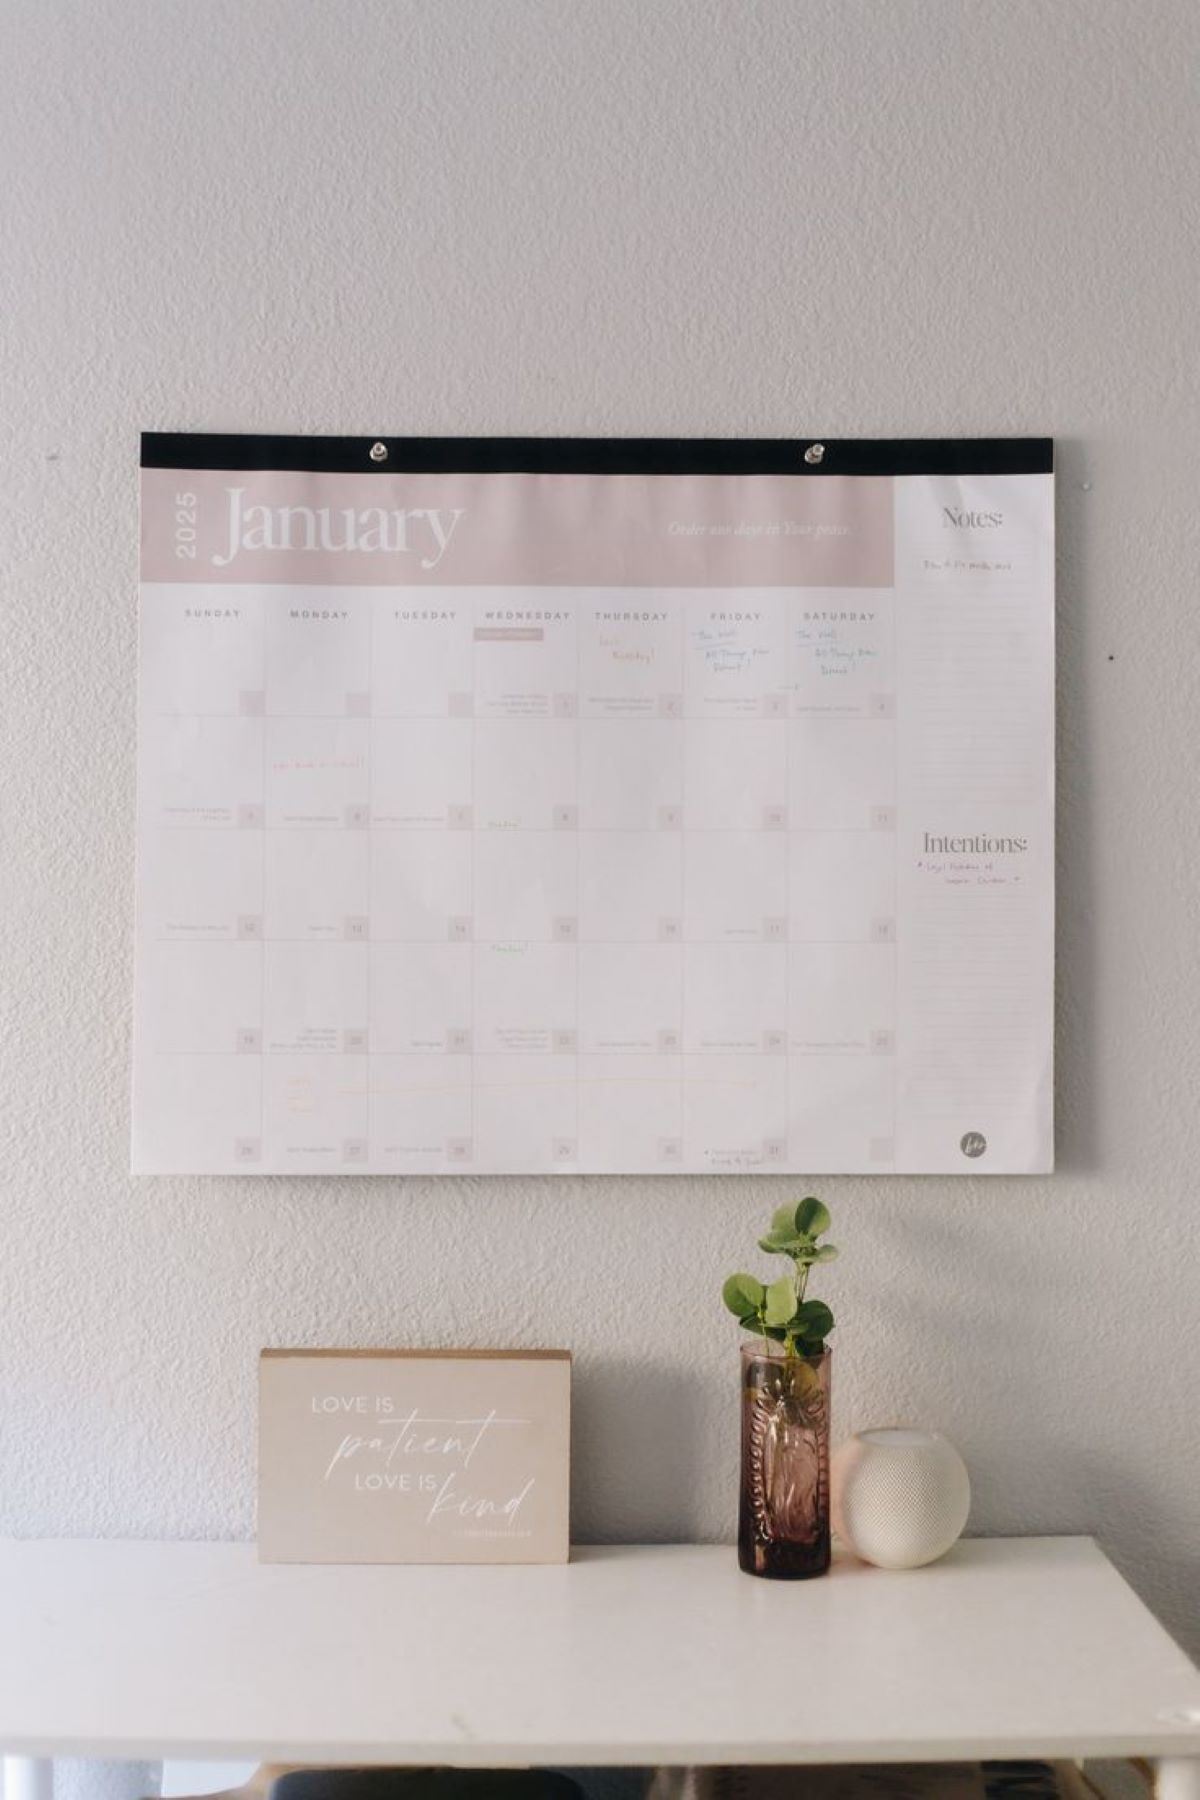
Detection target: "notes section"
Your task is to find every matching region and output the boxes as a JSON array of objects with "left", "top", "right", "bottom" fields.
[{"left": 893, "top": 474, "right": 1055, "bottom": 1171}]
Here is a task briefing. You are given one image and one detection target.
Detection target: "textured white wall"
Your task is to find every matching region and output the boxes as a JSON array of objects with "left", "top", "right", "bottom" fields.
[{"left": 3, "top": 0, "right": 1199, "bottom": 1665}]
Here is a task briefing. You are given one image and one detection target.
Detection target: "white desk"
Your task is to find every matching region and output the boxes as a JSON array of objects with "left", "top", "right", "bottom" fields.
[{"left": 3, "top": 1539, "right": 1200, "bottom": 1794}]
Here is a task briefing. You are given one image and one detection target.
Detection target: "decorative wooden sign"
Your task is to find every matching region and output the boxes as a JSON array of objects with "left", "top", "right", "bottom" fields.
[{"left": 258, "top": 1348, "right": 571, "bottom": 1564}]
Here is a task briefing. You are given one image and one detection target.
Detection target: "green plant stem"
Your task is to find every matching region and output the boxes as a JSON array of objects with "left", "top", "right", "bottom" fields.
[{"left": 786, "top": 1258, "right": 811, "bottom": 1359}]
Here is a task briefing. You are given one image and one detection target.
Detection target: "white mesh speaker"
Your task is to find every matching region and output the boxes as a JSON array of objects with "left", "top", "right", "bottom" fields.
[{"left": 831, "top": 1427, "right": 970, "bottom": 1569}]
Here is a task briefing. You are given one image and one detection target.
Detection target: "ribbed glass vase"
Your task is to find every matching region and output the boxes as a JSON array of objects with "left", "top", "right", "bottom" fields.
[{"left": 738, "top": 1341, "right": 831, "bottom": 1579}]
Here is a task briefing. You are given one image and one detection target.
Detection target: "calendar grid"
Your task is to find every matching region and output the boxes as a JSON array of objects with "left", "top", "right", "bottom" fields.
[{"left": 133, "top": 456, "right": 1053, "bottom": 1176}]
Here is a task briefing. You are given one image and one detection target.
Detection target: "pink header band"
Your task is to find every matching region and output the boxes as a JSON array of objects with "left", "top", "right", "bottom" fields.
[{"left": 142, "top": 468, "right": 893, "bottom": 588}]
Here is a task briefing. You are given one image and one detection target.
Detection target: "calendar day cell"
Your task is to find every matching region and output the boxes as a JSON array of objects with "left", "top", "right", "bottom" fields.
[
  {"left": 682, "top": 1054, "right": 788, "bottom": 1171},
  {"left": 788, "top": 717, "right": 896, "bottom": 830},
  {"left": 474, "top": 942, "right": 576, "bottom": 1055},
  {"left": 261, "top": 1054, "right": 369, "bottom": 1171},
  {"left": 264, "top": 832, "right": 368, "bottom": 941},
  {"left": 372, "top": 596, "right": 473, "bottom": 717},
  {"left": 791, "top": 588, "right": 894, "bottom": 718},
  {"left": 577, "top": 1055, "right": 683, "bottom": 1172},
  {"left": 474, "top": 831, "right": 577, "bottom": 943},
  {"left": 578, "top": 831, "right": 682, "bottom": 943},
  {"left": 138, "top": 829, "right": 262, "bottom": 942},
  {"left": 137, "top": 941, "right": 262, "bottom": 1055},
  {"left": 471, "top": 1055, "right": 578, "bottom": 1172},
  {"left": 473, "top": 720, "right": 577, "bottom": 831},
  {"left": 787, "top": 1055, "right": 895, "bottom": 1171},
  {"left": 370, "top": 833, "right": 473, "bottom": 942},
  {"left": 683, "top": 590, "right": 788, "bottom": 717},
  {"left": 263, "top": 588, "right": 371, "bottom": 717},
  {"left": 131, "top": 1053, "right": 262, "bottom": 1174},
  {"left": 471, "top": 591, "right": 578, "bottom": 719},
  {"left": 263, "top": 942, "right": 368, "bottom": 1055},
  {"left": 139, "top": 585, "right": 264, "bottom": 718},
  {"left": 370, "top": 718, "right": 473, "bottom": 829},
  {"left": 264, "top": 717, "right": 369, "bottom": 829},
  {"left": 371, "top": 944, "right": 472, "bottom": 1054},
  {"left": 683, "top": 944, "right": 788, "bottom": 1053},
  {"left": 577, "top": 719, "right": 683, "bottom": 831},
  {"left": 577, "top": 944, "right": 682, "bottom": 1054},
  {"left": 788, "top": 942, "right": 896, "bottom": 1055},
  {"left": 789, "top": 830, "right": 896, "bottom": 943},
  {"left": 578, "top": 592, "right": 683, "bottom": 717},
  {"left": 683, "top": 831, "right": 785, "bottom": 942},
  {"left": 369, "top": 1055, "right": 474, "bottom": 1171},
  {"left": 683, "top": 719, "right": 786, "bottom": 831},
  {"left": 139, "top": 714, "right": 264, "bottom": 830}
]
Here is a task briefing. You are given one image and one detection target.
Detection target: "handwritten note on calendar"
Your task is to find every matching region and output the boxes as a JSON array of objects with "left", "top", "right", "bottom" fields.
[{"left": 133, "top": 436, "right": 1054, "bottom": 1175}]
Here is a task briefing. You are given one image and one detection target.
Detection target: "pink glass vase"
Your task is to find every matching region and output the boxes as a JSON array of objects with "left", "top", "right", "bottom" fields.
[{"left": 738, "top": 1341, "right": 831, "bottom": 1578}]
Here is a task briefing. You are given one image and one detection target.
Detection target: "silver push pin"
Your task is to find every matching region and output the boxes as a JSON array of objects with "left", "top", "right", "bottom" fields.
[
  {"left": 368, "top": 441, "right": 388, "bottom": 463},
  {"left": 803, "top": 443, "right": 826, "bottom": 465}
]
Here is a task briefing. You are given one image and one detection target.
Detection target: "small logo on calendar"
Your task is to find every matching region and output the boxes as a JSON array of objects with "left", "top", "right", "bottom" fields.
[{"left": 960, "top": 1132, "right": 987, "bottom": 1159}]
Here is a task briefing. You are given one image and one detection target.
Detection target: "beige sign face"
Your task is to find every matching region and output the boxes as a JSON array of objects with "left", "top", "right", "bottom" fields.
[{"left": 258, "top": 1349, "right": 571, "bottom": 1564}]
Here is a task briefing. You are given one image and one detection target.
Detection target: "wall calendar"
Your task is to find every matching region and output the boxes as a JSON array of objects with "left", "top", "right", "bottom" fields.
[{"left": 133, "top": 436, "right": 1054, "bottom": 1175}]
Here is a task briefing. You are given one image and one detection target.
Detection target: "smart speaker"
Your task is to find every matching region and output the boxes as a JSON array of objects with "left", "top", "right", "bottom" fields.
[{"left": 831, "top": 1427, "right": 970, "bottom": 1569}]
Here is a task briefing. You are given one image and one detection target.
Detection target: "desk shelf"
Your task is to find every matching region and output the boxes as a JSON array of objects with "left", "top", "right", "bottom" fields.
[{"left": 2, "top": 1538, "right": 1199, "bottom": 1785}]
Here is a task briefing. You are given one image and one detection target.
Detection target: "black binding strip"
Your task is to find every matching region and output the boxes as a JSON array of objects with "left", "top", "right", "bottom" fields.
[{"left": 141, "top": 434, "right": 1053, "bottom": 477}]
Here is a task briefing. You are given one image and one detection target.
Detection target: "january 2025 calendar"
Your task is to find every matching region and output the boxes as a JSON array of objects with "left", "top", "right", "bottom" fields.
[{"left": 133, "top": 436, "right": 1054, "bottom": 1175}]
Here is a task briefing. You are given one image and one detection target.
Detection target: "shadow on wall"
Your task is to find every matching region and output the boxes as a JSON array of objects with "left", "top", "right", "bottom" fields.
[
  {"left": 569, "top": 1360, "right": 712, "bottom": 1545},
  {"left": 1053, "top": 439, "right": 1100, "bottom": 1179},
  {"left": 858, "top": 1200, "right": 1200, "bottom": 1653}
]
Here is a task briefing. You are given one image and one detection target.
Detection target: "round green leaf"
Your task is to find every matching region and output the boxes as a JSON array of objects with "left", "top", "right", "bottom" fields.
[
  {"left": 812, "top": 1243, "right": 839, "bottom": 1262},
  {"left": 723, "top": 1272, "right": 765, "bottom": 1317},
  {"left": 769, "top": 1202, "right": 802, "bottom": 1237},
  {"left": 764, "top": 1274, "right": 798, "bottom": 1327},
  {"left": 794, "top": 1298, "right": 834, "bottom": 1338},
  {"left": 794, "top": 1197, "right": 831, "bottom": 1239}
]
